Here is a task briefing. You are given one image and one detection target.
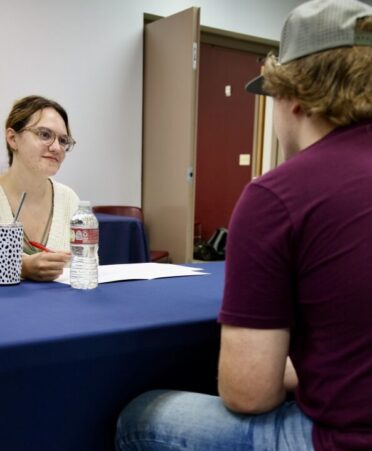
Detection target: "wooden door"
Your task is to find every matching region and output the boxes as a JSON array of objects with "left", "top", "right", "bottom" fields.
[
  {"left": 195, "top": 43, "right": 262, "bottom": 241},
  {"left": 143, "top": 8, "right": 200, "bottom": 263}
]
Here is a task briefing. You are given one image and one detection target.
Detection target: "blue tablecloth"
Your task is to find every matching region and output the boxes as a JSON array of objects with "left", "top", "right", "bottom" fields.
[
  {"left": 0, "top": 262, "right": 224, "bottom": 451},
  {"left": 96, "top": 213, "right": 150, "bottom": 265}
]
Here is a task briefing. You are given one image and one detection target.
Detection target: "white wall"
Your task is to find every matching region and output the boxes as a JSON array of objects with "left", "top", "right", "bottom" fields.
[{"left": 0, "top": 0, "right": 333, "bottom": 205}]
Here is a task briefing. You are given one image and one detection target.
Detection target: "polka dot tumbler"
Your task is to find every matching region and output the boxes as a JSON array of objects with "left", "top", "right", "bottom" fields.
[{"left": 0, "top": 222, "right": 23, "bottom": 285}]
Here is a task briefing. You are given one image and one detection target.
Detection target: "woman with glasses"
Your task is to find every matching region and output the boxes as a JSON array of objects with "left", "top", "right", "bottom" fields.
[{"left": 0, "top": 95, "right": 79, "bottom": 281}]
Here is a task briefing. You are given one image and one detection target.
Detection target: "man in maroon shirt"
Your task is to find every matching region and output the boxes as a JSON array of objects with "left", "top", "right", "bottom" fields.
[{"left": 116, "top": 1, "right": 372, "bottom": 450}]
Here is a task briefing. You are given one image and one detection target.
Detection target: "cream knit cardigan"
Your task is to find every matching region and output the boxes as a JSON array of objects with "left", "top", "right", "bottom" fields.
[{"left": 0, "top": 179, "right": 79, "bottom": 252}]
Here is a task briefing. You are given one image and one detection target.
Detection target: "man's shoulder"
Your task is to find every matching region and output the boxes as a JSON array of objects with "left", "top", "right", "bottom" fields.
[
  {"left": 253, "top": 121, "right": 370, "bottom": 193},
  {"left": 252, "top": 154, "right": 305, "bottom": 194}
]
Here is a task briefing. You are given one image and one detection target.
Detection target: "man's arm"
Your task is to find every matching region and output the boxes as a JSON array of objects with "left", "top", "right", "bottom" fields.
[{"left": 218, "top": 324, "right": 291, "bottom": 414}]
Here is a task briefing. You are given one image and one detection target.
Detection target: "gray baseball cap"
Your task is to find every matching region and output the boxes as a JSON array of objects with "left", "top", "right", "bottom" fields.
[{"left": 246, "top": 0, "right": 372, "bottom": 96}]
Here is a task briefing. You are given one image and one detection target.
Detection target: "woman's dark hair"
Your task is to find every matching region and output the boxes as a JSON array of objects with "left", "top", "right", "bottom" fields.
[{"left": 5, "top": 95, "right": 72, "bottom": 166}]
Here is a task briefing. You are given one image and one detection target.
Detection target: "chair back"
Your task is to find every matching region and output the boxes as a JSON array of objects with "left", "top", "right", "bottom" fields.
[
  {"left": 92, "top": 205, "right": 170, "bottom": 263},
  {"left": 92, "top": 205, "right": 143, "bottom": 222}
]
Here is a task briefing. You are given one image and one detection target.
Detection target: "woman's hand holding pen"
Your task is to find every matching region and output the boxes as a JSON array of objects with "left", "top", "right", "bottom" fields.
[{"left": 22, "top": 251, "right": 71, "bottom": 282}]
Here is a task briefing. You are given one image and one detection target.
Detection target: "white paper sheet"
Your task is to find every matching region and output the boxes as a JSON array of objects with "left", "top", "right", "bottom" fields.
[{"left": 55, "top": 263, "right": 209, "bottom": 285}]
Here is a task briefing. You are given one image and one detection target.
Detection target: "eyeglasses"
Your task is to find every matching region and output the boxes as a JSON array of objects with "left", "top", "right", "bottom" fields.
[{"left": 20, "top": 126, "right": 76, "bottom": 152}]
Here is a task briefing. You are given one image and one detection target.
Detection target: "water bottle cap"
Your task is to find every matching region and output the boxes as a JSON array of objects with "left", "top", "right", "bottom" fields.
[{"left": 78, "top": 200, "right": 91, "bottom": 207}]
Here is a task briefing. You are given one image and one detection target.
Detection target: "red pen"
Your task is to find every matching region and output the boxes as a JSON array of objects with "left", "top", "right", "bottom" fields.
[{"left": 29, "top": 241, "right": 53, "bottom": 253}]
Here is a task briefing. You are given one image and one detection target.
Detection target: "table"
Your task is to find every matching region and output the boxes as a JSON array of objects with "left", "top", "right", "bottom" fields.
[
  {"left": 0, "top": 262, "right": 224, "bottom": 451},
  {"left": 96, "top": 213, "right": 150, "bottom": 265}
]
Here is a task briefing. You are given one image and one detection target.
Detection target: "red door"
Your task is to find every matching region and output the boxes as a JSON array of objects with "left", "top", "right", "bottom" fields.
[{"left": 195, "top": 43, "right": 262, "bottom": 241}]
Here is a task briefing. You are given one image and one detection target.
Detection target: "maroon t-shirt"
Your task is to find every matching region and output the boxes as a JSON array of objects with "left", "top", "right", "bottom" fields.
[{"left": 219, "top": 122, "right": 372, "bottom": 450}]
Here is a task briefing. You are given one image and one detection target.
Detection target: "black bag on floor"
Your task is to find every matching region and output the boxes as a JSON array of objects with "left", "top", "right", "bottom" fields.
[{"left": 193, "top": 227, "right": 227, "bottom": 261}]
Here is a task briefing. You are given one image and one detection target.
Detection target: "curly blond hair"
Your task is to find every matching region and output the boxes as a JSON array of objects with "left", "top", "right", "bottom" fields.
[{"left": 263, "top": 17, "right": 372, "bottom": 126}]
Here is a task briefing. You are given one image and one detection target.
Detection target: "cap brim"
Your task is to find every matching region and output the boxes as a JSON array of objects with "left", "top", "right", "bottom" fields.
[{"left": 245, "top": 75, "right": 270, "bottom": 96}]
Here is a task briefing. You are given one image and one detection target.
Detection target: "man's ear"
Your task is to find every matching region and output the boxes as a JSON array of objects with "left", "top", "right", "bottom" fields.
[
  {"left": 6, "top": 128, "right": 17, "bottom": 151},
  {"left": 291, "top": 100, "right": 302, "bottom": 116}
]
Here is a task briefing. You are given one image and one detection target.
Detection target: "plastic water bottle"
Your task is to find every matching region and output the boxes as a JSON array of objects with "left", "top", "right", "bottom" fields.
[{"left": 70, "top": 200, "right": 99, "bottom": 289}]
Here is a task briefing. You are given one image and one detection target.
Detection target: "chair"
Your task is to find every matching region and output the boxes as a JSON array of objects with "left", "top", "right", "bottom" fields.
[{"left": 92, "top": 205, "right": 170, "bottom": 263}]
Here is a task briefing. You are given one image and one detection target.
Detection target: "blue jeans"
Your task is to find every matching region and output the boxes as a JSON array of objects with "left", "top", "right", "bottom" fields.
[{"left": 115, "top": 390, "right": 314, "bottom": 451}]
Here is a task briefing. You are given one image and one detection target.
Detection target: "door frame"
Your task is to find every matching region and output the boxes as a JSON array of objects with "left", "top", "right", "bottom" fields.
[{"left": 145, "top": 14, "right": 278, "bottom": 55}]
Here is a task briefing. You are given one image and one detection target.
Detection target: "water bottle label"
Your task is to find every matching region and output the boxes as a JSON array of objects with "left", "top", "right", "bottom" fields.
[{"left": 71, "top": 228, "right": 99, "bottom": 245}]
